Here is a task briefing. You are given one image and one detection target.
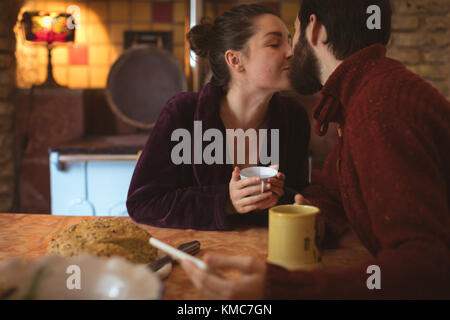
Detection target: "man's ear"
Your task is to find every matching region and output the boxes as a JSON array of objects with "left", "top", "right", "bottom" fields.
[
  {"left": 308, "top": 14, "right": 327, "bottom": 47},
  {"left": 224, "top": 50, "right": 244, "bottom": 72}
]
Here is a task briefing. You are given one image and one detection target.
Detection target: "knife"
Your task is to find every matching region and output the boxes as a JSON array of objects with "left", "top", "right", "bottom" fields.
[{"left": 148, "top": 240, "right": 200, "bottom": 272}]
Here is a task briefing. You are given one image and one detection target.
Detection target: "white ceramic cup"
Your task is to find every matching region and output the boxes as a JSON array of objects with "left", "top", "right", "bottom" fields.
[{"left": 239, "top": 166, "right": 278, "bottom": 194}]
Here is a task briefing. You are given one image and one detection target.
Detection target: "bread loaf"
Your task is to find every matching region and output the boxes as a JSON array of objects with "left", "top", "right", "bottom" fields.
[{"left": 47, "top": 218, "right": 157, "bottom": 264}]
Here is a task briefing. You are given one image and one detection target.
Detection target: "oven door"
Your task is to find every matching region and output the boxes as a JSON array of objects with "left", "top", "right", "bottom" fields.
[{"left": 50, "top": 152, "right": 137, "bottom": 216}]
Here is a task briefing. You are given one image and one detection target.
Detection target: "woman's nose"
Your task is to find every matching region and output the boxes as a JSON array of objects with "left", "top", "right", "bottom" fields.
[{"left": 286, "top": 44, "right": 293, "bottom": 60}]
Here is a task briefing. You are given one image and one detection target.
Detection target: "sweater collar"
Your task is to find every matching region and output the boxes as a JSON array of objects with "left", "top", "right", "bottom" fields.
[{"left": 313, "top": 44, "right": 387, "bottom": 136}]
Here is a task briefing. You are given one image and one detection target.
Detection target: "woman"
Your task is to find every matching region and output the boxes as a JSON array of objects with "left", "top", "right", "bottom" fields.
[{"left": 126, "top": 4, "right": 310, "bottom": 230}]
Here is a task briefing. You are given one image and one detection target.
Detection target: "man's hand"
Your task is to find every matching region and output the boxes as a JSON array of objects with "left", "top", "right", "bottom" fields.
[
  {"left": 295, "top": 193, "right": 312, "bottom": 205},
  {"left": 181, "top": 254, "right": 266, "bottom": 300}
]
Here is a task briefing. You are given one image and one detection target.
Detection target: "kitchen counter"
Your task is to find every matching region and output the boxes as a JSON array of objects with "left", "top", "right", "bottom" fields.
[{"left": 0, "top": 213, "right": 373, "bottom": 299}]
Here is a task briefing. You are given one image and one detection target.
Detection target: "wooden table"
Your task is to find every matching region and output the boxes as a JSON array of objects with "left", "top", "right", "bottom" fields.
[{"left": 0, "top": 213, "right": 372, "bottom": 299}]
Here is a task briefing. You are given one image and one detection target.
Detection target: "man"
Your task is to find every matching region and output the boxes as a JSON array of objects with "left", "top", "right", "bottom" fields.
[{"left": 181, "top": 0, "right": 450, "bottom": 299}]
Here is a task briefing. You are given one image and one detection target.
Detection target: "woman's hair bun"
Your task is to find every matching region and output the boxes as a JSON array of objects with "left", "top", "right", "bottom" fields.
[{"left": 187, "top": 18, "right": 214, "bottom": 58}]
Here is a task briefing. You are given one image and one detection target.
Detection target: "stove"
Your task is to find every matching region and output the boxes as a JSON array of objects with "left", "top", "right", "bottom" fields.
[{"left": 49, "top": 135, "right": 147, "bottom": 216}]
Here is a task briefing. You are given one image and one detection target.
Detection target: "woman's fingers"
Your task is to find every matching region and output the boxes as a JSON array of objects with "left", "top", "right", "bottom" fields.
[
  {"left": 267, "top": 173, "right": 285, "bottom": 186},
  {"left": 229, "top": 168, "right": 287, "bottom": 214},
  {"left": 230, "top": 167, "right": 240, "bottom": 182},
  {"left": 237, "top": 180, "right": 282, "bottom": 210},
  {"left": 236, "top": 176, "right": 261, "bottom": 190},
  {"left": 267, "top": 179, "right": 284, "bottom": 191},
  {"left": 269, "top": 185, "right": 284, "bottom": 198},
  {"left": 267, "top": 175, "right": 284, "bottom": 198},
  {"left": 239, "top": 204, "right": 259, "bottom": 213},
  {"left": 238, "top": 182, "right": 271, "bottom": 198},
  {"left": 275, "top": 171, "right": 285, "bottom": 181},
  {"left": 255, "top": 194, "right": 278, "bottom": 210},
  {"left": 238, "top": 191, "right": 272, "bottom": 208},
  {"left": 268, "top": 180, "right": 283, "bottom": 190},
  {"left": 241, "top": 192, "right": 279, "bottom": 213}
]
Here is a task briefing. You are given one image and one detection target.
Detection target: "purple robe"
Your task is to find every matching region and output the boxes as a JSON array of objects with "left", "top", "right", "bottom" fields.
[{"left": 127, "top": 81, "right": 310, "bottom": 230}]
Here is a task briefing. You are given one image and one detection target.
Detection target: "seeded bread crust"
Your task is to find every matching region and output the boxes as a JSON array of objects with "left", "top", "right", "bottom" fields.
[{"left": 47, "top": 218, "right": 157, "bottom": 264}]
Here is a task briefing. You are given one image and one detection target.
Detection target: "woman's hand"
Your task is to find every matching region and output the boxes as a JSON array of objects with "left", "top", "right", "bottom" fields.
[
  {"left": 181, "top": 254, "right": 266, "bottom": 300},
  {"left": 227, "top": 167, "right": 273, "bottom": 214},
  {"left": 258, "top": 165, "right": 285, "bottom": 210}
]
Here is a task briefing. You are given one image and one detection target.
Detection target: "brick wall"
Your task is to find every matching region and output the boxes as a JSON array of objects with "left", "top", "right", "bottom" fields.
[
  {"left": 16, "top": 0, "right": 187, "bottom": 89},
  {"left": 14, "top": 0, "right": 300, "bottom": 90},
  {"left": 204, "top": 0, "right": 300, "bottom": 36},
  {"left": 16, "top": 1, "right": 448, "bottom": 95},
  {"left": 0, "top": 0, "right": 23, "bottom": 212},
  {"left": 388, "top": 0, "right": 449, "bottom": 99}
]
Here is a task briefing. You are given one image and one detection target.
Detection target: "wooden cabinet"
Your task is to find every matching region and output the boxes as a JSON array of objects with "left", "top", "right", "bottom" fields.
[{"left": 15, "top": 88, "right": 84, "bottom": 213}]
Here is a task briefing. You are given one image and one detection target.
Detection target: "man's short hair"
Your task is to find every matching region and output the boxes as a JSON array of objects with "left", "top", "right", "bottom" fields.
[{"left": 299, "top": 0, "right": 392, "bottom": 60}]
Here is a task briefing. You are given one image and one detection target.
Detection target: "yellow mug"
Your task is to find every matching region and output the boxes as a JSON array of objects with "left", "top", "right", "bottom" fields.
[{"left": 267, "top": 204, "right": 322, "bottom": 271}]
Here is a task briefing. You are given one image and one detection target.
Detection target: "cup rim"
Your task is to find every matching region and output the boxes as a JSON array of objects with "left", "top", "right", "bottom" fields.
[
  {"left": 239, "top": 166, "right": 278, "bottom": 179},
  {"left": 269, "top": 204, "right": 320, "bottom": 217}
]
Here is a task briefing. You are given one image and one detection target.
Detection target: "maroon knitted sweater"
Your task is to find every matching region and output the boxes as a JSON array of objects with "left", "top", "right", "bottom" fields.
[{"left": 264, "top": 44, "right": 450, "bottom": 299}]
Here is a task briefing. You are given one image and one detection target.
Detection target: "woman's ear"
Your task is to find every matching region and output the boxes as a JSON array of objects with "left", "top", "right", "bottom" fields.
[{"left": 224, "top": 50, "right": 244, "bottom": 72}]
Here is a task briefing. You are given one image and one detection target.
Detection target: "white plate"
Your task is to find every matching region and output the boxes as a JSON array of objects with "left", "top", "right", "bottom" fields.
[{"left": 0, "top": 254, "right": 164, "bottom": 300}]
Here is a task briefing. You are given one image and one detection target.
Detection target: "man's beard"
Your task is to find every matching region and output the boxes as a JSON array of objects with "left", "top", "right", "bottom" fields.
[{"left": 290, "top": 34, "right": 323, "bottom": 95}]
